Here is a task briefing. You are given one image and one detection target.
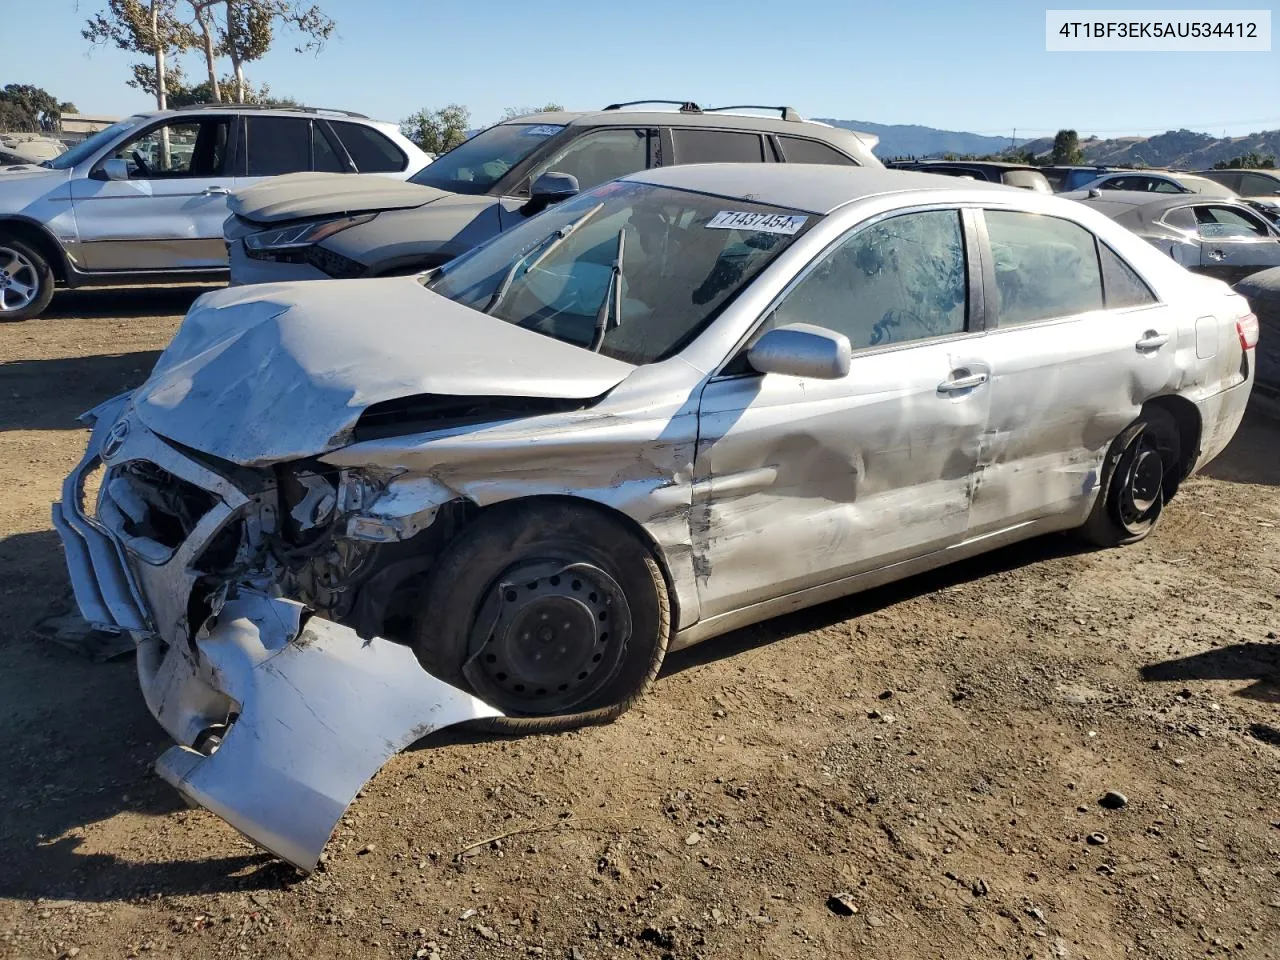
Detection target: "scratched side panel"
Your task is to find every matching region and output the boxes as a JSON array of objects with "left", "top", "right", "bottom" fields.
[{"left": 691, "top": 340, "right": 990, "bottom": 620}]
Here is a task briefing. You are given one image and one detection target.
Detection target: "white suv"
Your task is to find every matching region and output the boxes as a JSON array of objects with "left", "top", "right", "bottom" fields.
[{"left": 0, "top": 105, "right": 430, "bottom": 321}]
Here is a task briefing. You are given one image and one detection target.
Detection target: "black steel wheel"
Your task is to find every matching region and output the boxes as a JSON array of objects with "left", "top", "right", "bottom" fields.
[{"left": 1080, "top": 408, "right": 1182, "bottom": 547}]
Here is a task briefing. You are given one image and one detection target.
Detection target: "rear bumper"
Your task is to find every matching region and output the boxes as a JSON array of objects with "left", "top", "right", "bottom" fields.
[{"left": 1191, "top": 364, "right": 1255, "bottom": 472}]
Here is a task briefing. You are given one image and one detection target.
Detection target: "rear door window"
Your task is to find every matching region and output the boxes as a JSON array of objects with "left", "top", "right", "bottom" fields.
[
  {"left": 984, "top": 210, "right": 1103, "bottom": 325},
  {"left": 244, "top": 116, "right": 312, "bottom": 176},
  {"left": 776, "top": 136, "right": 856, "bottom": 165},
  {"left": 671, "top": 129, "right": 765, "bottom": 164},
  {"left": 331, "top": 121, "right": 407, "bottom": 173}
]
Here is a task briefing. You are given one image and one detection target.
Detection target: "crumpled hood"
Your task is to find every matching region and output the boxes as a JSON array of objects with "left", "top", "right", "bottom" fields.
[
  {"left": 132, "top": 278, "right": 634, "bottom": 465},
  {"left": 229, "top": 172, "right": 450, "bottom": 224}
]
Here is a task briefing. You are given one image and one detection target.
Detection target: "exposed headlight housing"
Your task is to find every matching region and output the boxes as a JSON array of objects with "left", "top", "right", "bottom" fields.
[{"left": 244, "top": 214, "right": 377, "bottom": 258}]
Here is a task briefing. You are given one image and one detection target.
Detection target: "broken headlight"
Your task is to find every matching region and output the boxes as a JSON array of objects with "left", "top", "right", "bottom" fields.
[{"left": 244, "top": 214, "right": 377, "bottom": 259}]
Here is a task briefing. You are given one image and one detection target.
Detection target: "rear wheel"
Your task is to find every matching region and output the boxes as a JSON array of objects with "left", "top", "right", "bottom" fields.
[
  {"left": 0, "top": 238, "right": 54, "bottom": 322},
  {"left": 411, "top": 501, "right": 671, "bottom": 734},
  {"left": 1080, "top": 408, "right": 1181, "bottom": 547}
]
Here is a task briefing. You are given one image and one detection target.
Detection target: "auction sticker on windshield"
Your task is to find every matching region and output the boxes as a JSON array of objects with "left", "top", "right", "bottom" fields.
[
  {"left": 706, "top": 211, "right": 809, "bottom": 234},
  {"left": 520, "top": 125, "right": 565, "bottom": 137}
]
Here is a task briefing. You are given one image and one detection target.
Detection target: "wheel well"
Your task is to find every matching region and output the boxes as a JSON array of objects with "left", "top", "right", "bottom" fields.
[
  {"left": 0, "top": 218, "right": 69, "bottom": 284},
  {"left": 453, "top": 494, "right": 681, "bottom": 628},
  {"left": 1142, "top": 395, "right": 1201, "bottom": 491}
]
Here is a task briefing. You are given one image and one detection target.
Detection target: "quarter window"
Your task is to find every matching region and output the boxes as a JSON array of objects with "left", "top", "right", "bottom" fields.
[
  {"left": 777, "top": 136, "right": 856, "bottom": 165},
  {"left": 771, "top": 210, "right": 967, "bottom": 349},
  {"left": 1239, "top": 172, "right": 1280, "bottom": 196},
  {"left": 535, "top": 128, "right": 651, "bottom": 192},
  {"left": 671, "top": 129, "right": 765, "bottom": 164},
  {"left": 985, "top": 210, "right": 1103, "bottom": 325},
  {"left": 1099, "top": 244, "right": 1158, "bottom": 308},
  {"left": 331, "top": 121, "right": 407, "bottom": 173}
]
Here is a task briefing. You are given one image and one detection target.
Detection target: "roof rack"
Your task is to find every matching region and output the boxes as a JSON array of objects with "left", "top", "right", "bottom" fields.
[
  {"left": 603, "top": 100, "right": 703, "bottom": 113},
  {"left": 178, "top": 102, "right": 370, "bottom": 119},
  {"left": 704, "top": 104, "right": 802, "bottom": 122}
]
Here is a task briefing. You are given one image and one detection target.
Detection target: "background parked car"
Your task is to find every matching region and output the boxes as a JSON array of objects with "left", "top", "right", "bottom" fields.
[
  {"left": 886, "top": 159, "right": 1052, "bottom": 192},
  {"left": 0, "top": 104, "right": 430, "bottom": 321},
  {"left": 1233, "top": 265, "right": 1280, "bottom": 408},
  {"left": 1040, "top": 164, "right": 1128, "bottom": 192},
  {"left": 1072, "top": 190, "right": 1280, "bottom": 283},
  {"left": 1072, "top": 170, "right": 1236, "bottom": 197},
  {"left": 1196, "top": 168, "right": 1280, "bottom": 223},
  {"left": 223, "top": 100, "right": 883, "bottom": 286}
]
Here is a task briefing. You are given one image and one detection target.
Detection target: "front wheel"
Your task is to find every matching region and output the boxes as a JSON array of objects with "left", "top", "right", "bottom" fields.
[
  {"left": 1079, "top": 409, "right": 1181, "bottom": 547},
  {"left": 0, "top": 238, "right": 55, "bottom": 322},
  {"left": 411, "top": 501, "right": 671, "bottom": 734}
]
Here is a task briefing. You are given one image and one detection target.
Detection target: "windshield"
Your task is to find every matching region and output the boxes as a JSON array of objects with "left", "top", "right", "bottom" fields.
[
  {"left": 43, "top": 117, "right": 145, "bottom": 170},
  {"left": 426, "top": 180, "right": 817, "bottom": 365},
  {"left": 409, "top": 123, "right": 565, "bottom": 195}
]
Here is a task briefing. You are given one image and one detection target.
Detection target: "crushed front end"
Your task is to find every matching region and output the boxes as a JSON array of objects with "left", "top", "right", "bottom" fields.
[{"left": 51, "top": 393, "right": 500, "bottom": 871}]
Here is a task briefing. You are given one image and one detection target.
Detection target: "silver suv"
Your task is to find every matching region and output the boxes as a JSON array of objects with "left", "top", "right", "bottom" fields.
[
  {"left": 224, "top": 100, "right": 881, "bottom": 285},
  {"left": 0, "top": 104, "right": 430, "bottom": 321}
]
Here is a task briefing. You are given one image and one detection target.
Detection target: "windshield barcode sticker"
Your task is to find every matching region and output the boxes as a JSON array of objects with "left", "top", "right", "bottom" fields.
[
  {"left": 521, "top": 124, "right": 565, "bottom": 137},
  {"left": 706, "top": 211, "right": 808, "bottom": 234}
]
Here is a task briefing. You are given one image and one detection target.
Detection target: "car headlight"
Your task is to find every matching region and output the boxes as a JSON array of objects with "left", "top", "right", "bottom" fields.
[{"left": 244, "top": 214, "right": 377, "bottom": 255}]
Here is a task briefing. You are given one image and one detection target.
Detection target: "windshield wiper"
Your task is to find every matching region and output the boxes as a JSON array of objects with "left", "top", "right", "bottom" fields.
[
  {"left": 482, "top": 202, "right": 603, "bottom": 315},
  {"left": 588, "top": 227, "right": 626, "bottom": 353}
]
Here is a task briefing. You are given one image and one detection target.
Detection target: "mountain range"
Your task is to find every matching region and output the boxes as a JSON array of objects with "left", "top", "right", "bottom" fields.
[{"left": 818, "top": 118, "right": 1280, "bottom": 169}]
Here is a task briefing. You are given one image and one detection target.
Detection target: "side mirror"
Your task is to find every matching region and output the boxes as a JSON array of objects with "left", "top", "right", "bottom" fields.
[
  {"left": 103, "top": 158, "right": 130, "bottom": 181},
  {"left": 747, "top": 323, "right": 851, "bottom": 380},
  {"left": 530, "top": 172, "right": 579, "bottom": 205}
]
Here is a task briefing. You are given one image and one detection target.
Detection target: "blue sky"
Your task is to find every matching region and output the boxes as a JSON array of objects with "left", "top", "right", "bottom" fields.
[{"left": 6, "top": 0, "right": 1279, "bottom": 138}]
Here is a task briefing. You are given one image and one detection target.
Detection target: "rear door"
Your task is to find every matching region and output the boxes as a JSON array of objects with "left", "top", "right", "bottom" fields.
[
  {"left": 668, "top": 128, "right": 768, "bottom": 165},
  {"left": 232, "top": 115, "right": 343, "bottom": 191},
  {"left": 69, "top": 114, "right": 235, "bottom": 271},
  {"left": 969, "top": 209, "right": 1179, "bottom": 533},
  {"left": 1190, "top": 203, "right": 1280, "bottom": 283}
]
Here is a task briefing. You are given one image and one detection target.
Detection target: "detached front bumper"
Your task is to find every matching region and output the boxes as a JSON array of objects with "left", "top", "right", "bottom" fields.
[{"left": 52, "top": 396, "right": 501, "bottom": 871}]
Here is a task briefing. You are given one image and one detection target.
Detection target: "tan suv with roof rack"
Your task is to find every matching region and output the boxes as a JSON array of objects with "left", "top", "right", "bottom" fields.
[{"left": 223, "top": 100, "right": 882, "bottom": 285}]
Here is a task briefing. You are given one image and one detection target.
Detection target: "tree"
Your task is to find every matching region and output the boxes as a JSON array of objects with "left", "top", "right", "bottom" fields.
[
  {"left": 186, "top": 0, "right": 223, "bottom": 100},
  {"left": 84, "top": 0, "right": 196, "bottom": 109},
  {"left": 401, "top": 104, "right": 471, "bottom": 154},
  {"left": 1213, "top": 152, "right": 1277, "bottom": 170},
  {"left": 1050, "top": 129, "right": 1084, "bottom": 165},
  {"left": 166, "top": 74, "right": 297, "bottom": 107},
  {"left": 220, "top": 0, "right": 335, "bottom": 103},
  {"left": 0, "top": 84, "right": 66, "bottom": 130},
  {"left": 500, "top": 102, "right": 565, "bottom": 121}
]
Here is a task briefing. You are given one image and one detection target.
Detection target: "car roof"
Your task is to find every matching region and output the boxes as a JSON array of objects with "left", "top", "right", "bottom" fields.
[
  {"left": 1072, "top": 190, "right": 1258, "bottom": 228},
  {"left": 133, "top": 104, "right": 375, "bottom": 121},
  {"left": 622, "top": 163, "right": 1010, "bottom": 214},
  {"left": 905, "top": 159, "right": 1043, "bottom": 172},
  {"left": 507, "top": 106, "right": 879, "bottom": 150}
]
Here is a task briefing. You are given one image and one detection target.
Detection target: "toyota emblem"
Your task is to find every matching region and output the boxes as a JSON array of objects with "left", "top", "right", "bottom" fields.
[{"left": 101, "top": 419, "right": 130, "bottom": 461}]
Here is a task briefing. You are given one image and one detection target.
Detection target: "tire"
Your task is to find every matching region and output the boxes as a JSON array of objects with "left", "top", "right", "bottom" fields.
[
  {"left": 1080, "top": 408, "right": 1181, "bottom": 547},
  {"left": 0, "top": 237, "right": 55, "bottom": 322},
  {"left": 411, "top": 501, "right": 671, "bottom": 734}
]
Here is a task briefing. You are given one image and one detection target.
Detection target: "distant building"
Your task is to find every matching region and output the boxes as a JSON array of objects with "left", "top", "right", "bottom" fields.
[{"left": 60, "top": 113, "right": 122, "bottom": 136}]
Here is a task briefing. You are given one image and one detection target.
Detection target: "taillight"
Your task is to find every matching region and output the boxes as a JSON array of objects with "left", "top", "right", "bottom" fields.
[{"left": 1237, "top": 313, "right": 1259, "bottom": 350}]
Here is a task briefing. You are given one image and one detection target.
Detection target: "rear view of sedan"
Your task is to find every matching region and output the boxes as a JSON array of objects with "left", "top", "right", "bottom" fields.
[{"left": 54, "top": 164, "right": 1255, "bottom": 870}]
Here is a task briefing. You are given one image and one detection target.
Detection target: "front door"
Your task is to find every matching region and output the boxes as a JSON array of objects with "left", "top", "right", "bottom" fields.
[
  {"left": 70, "top": 115, "right": 235, "bottom": 271},
  {"left": 1191, "top": 203, "right": 1280, "bottom": 284},
  {"left": 693, "top": 208, "right": 990, "bottom": 619}
]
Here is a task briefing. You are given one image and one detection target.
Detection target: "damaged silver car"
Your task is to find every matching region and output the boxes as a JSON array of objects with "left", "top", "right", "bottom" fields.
[{"left": 54, "top": 164, "right": 1256, "bottom": 871}]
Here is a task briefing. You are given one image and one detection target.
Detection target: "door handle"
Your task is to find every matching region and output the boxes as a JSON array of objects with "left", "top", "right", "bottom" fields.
[
  {"left": 1207, "top": 249, "right": 1226, "bottom": 261},
  {"left": 1135, "top": 332, "right": 1170, "bottom": 352},
  {"left": 937, "top": 372, "right": 988, "bottom": 394},
  {"left": 202, "top": 186, "right": 229, "bottom": 196}
]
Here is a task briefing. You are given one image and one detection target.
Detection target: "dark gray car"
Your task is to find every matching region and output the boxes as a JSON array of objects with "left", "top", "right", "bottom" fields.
[
  {"left": 1071, "top": 190, "right": 1280, "bottom": 284},
  {"left": 224, "top": 101, "right": 882, "bottom": 285}
]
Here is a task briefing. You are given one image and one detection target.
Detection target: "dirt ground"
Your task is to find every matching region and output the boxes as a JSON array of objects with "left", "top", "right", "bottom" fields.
[{"left": 1, "top": 288, "right": 1278, "bottom": 960}]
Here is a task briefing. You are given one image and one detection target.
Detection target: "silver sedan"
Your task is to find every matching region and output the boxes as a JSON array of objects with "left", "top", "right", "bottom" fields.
[{"left": 54, "top": 164, "right": 1256, "bottom": 870}]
